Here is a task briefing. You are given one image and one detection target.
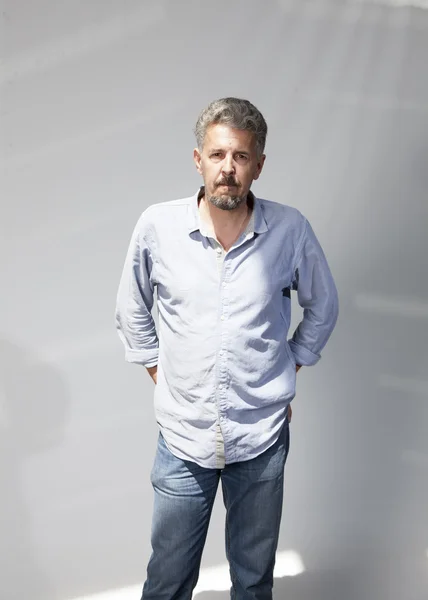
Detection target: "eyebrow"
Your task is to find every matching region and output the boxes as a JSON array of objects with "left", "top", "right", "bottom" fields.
[{"left": 209, "top": 149, "right": 250, "bottom": 155}]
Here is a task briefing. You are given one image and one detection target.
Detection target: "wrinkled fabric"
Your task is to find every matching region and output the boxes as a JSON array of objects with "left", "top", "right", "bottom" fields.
[{"left": 116, "top": 188, "right": 338, "bottom": 468}]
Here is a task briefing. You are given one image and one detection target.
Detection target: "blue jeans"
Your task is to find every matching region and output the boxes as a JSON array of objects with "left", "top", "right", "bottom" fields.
[{"left": 141, "top": 420, "right": 290, "bottom": 600}]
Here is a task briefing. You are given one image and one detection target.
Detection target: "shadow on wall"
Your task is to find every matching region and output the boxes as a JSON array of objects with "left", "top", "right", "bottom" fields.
[
  {"left": 0, "top": 337, "right": 70, "bottom": 600},
  {"left": 194, "top": 570, "right": 355, "bottom": 600},
  {"left": 194, "top": 559, "right": 428, "bottom": 600}
]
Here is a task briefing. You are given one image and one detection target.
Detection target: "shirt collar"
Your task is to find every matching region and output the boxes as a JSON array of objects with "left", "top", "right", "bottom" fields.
[{"left": 187, "top": 186, "right": 268, "bottom": 235}]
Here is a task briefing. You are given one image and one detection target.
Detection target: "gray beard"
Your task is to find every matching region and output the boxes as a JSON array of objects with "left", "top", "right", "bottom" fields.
[{"left": 207, "top": 194, "right": 246, "bottom": 211}]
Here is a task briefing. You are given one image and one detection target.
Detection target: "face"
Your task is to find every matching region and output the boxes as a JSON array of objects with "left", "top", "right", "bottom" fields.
[{"left": 193, "top": 124, "right": 265, "bottom": 211}]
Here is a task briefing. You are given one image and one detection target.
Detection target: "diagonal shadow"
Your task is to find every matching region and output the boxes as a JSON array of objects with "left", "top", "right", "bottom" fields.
[{"left": 0, "top": 337, "right": 70, "bottom": 600}]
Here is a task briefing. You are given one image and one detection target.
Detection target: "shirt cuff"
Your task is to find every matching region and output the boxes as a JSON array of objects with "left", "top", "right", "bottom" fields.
[
  {"left": 288, "top": 340, "right": 321, "bottom": 367},
  {"left": 125, "top": 348, "right": 159, "bottom": 368}
]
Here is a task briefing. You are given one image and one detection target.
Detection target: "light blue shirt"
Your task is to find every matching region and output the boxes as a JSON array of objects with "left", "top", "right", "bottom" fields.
[{"left": 115, "top": 187, "right": 339, "bottom": 468}]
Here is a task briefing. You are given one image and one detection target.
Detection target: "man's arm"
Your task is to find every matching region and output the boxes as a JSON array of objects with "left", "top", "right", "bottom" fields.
[
  {"left": 146, "top": 365, "right": 158, "bottom": 385},
  {"left": 115, "top": 213, "right": 159, "bottom": 372},
  {"left": 289, "top": 218, "right": 339, "bottom": 366}
]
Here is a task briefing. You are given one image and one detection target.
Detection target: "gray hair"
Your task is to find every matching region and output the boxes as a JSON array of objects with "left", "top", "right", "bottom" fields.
[{"left": 194, "top": 97, "right": 268, "bottom": 157}]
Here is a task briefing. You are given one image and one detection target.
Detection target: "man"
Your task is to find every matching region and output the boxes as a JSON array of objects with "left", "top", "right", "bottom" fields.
[{"left": 116, "top": 97, "right": 338, "bottom": 599}]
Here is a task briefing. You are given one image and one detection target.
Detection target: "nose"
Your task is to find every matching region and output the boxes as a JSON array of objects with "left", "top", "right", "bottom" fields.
[{"left": 222, "top": 154, "right": 235, "bottom": 175}]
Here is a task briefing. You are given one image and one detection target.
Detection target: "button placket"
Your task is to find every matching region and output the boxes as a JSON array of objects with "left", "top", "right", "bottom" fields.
[
  {"left": 217, "top": 256, "right": 230, "bottom": 430},
  {"left": 209, "top": 239, "right": 227, "bottom": 433}
]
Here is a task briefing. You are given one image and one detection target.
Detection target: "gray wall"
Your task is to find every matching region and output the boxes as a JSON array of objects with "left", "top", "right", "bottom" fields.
[{"left": 1, "top": 1, "right": 427, "bottom": 599}]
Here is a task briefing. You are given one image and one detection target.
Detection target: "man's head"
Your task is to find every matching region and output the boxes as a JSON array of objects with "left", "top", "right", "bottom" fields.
[{"left": 193, "top": 98, "right": 267, "bottom": 210}]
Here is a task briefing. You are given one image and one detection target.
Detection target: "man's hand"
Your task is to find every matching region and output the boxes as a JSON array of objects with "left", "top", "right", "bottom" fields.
[{"left": 146, "top": 365, "right": 158, "bottom": 385}]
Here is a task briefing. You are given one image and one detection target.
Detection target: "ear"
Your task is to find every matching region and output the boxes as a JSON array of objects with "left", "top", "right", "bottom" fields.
[
  {"left": 253, "top": 154, "right": 266, "bottom": 181},
  {"left": 193, "top": 148, "right": 203, "bottom": 174}
]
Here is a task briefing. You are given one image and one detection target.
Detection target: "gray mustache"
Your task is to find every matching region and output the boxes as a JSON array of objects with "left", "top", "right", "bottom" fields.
[{"left": 217, "top": 177, "right": 239, "bottom": 187}]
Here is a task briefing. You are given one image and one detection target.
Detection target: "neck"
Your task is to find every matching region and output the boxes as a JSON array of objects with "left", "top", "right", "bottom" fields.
[
  {"left": 199, "top": 190, "right": 252, "bottom": 251},
  {"left": 200, "top": 195, "right": 249, "bottom": 230},
  {"left": 199, "top": 187, "right": 253, "bottom": 226}
]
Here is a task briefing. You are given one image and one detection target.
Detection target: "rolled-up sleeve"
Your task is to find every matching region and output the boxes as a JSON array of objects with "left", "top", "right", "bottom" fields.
[
  {"left": 288, "top": 218, "right": 339, "bottom": 366},
  {"left": 115, "top": 213, "right": 159, "bottom": 367}
]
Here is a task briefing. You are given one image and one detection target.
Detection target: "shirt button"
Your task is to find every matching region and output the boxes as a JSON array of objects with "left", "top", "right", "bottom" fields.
[
  {"left": 219, "top": 350, "right": 224, "bottom": 356},
  {"left": 216, "top": 248, "right": 222, "bottom": 254},
  {"left": 222, "top": 282, "right": 227, "bottom": 287},
  {"left": 220, "top": 315, "right": 225, "bottom": 321},
  {"left": 219, "top": 384, "right": 223, "bottom": 390}
]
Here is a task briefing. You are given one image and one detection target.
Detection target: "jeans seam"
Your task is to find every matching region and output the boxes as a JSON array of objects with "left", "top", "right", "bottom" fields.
[
  {"left": 189, "top": 480, "right": 219, "bottom": 595},
  {"left": 224, "top": 479, "right": 256, "bottom": 598},
  {"left": 223, "top": 482, "right": 238, "bottom": 597}
]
